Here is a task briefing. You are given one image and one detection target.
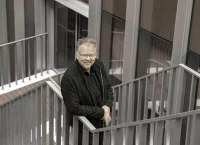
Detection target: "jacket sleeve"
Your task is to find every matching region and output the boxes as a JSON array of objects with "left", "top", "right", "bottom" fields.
[{"left": 61, "top": 78, "right": 104, "bottom": 119}]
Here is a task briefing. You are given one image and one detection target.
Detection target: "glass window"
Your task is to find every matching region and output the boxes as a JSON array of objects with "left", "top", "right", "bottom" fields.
[
  {"left": 54, "top": 2, "right": 88, "bottom": 69},
  {"left": 136, "top": 0, "right": 178, "bottom": 78},
  {"left": 100, "top": 0, "right": 127, "bottom": 86},
  {"left": 188, "top": 0, "right": 200, "bottom": 55}
]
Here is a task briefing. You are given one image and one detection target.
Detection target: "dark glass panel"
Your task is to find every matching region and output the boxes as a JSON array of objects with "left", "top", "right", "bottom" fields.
[
  {"left": 136, "top": 29, "right": 172, "bottom": 78},
  {"left": 188, "top": 0, "right": 200, "bottom": 55},
  {"left": 102, "top": 0, "right": 127, "bottom": 20},
  {"left": 100, "top": 11, "right": 125, "bottom": 86},
  {"left": 140, "top": 0, "right": 178, "bottom": 41}
]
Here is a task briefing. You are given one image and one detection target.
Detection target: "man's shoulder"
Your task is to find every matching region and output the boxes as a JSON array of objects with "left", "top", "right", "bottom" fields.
[
  {"left": 62, "top": 61, "right": 78, "bottom": 81},
  {"left": 94, "top": 59, "right": 104, "bottom": 69}
]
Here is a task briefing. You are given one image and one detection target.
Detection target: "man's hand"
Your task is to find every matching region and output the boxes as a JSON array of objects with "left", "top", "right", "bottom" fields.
[{"left": 102, "top": 105, "right": 111, "bottom": 127}]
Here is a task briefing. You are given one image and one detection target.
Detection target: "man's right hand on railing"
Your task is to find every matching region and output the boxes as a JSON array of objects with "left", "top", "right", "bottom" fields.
[{"left": 102, "top": 105, "right": 111, "bottom": 127}]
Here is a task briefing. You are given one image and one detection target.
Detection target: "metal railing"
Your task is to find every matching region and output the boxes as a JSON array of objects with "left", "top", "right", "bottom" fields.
[
  {"left": 1, "top": 63, "right": 200, "bottom": 145},
  {"left": 111, "top": 64, "right": 200, "bottom": 125},
  {"left": 0, "top": 33, "right": 49, "bottom": 90}
]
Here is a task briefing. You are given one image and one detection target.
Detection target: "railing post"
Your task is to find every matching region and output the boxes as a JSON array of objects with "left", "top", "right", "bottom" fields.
[{"left": 72, "top": 116, "right": 79, "bottom": 145}]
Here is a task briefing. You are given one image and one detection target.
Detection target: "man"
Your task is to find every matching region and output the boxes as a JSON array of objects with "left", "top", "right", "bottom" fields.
[{"left": 61, "top": 38, "right": 114, "bottom": 144}]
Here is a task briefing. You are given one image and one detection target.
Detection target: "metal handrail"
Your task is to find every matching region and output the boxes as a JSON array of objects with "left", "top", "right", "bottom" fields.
[
  {"left": 112, "top": 64, "right": 179, "bottom": 89},
  {"left": 0, "top": 33, "right": 48, "bottom": 48}
]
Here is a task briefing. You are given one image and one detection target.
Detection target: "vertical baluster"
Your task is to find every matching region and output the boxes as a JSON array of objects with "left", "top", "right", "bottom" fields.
[
  {"left": 189, "top": 114, "right": 200, "bottom": 145},
  {"left": 154, "top": 121, "right": 164, "bottom": 145},
  {"left": 125, "top": 126, "right": 134, "bottom": 145},
  {"left": 6, "top": 45, "right": 11, "bottom": 87},
  {"left": 127, "top": 83, "right": 133, "bottom": 122},
  {"left": 72, "top": 116, "right": 79, "bottom": 145},
  {"left": 0, "top": 46, "right": 4, "bottom": 89},
  {"left": 138, "top": 124, "right": 148, "bottom": 145},
  {"left": 137, "top": 80, "right": 142, "bottom": 121},
  {"left": 103, "top": 130, "right": 111, "bottom": 145},
  {"left": 160, "top": 71, "right": 167, "bottom": 116},
  {"left": 149, "top": 74, "right": 157, "bottom": 145},
  {"left": 0, "top": 106, "right": 2, "bottom": 145},
  {"left": 117, "top": 87, "right": 121, "bottom": 125},
  {"left": 21, "top": 41, "right": 25, "bottom": 82},
  {"left": 49, "top": 88, "right": 55, "bottom": 145},
  {"left": 28, "top": 41, "right": 31, "bottom": 80},
  {"left": 32, "top": 90, "right": 37, "bottom": 144},
  {"left": 111, "top": 88, "right": 116, "bottom": 125},
  {"left": 120, "top": 85, "right": 127, "bottom": 123},
  {"left": 21, "top": 95, "right": 26, "bottom": 145},
  {"left": 82, "top": 125, "right": 89, "bottom": 145},
  {"left": 42, "top": 85, "right": 47, "bottom": 145},
  {"left": 56, "top": 97, "right": 62, "bottom": 145},
  {"left": 37, "top": 87, "right": 42, "bottom": 145},
  {"left": 143, "top": 77, "right": 149, "bottom": 119},
  {"left": 34, "top": 38, "right": 37, "bottom": 78},
  {"left": 14, "top": 43, "right": 18, "bottom": 85},
  {"left": 114, "top": 128, "right": 122, "bottom": 145},
  {"left": 166, "top": 68, "right": 176, "bottom": 115},
  {"left": 185, "top": 75, "right": 197, "bottom": 145},
  {"left": 41, "top": 36, "right": 43, "bottom": 76},
  {"left": 92, "top": 132, "right": 99, "bottom": 145},
  {"left": 62, "top": 103, "right": 70, "bottom": 145}
]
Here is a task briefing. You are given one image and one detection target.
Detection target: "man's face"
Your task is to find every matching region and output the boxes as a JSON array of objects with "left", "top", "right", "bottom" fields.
[{"left": 77, "top": 43, "right": 96, "bottom": 72}]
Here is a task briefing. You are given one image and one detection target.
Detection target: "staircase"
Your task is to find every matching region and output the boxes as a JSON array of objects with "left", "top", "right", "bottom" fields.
[{"left": 1, "top": 64, "right": 200, "bottom": 145}]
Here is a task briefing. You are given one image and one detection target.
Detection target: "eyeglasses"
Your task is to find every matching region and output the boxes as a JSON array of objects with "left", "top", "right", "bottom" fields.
[{"left": 78, "top": 53, "right": 96, "bottom": 59}]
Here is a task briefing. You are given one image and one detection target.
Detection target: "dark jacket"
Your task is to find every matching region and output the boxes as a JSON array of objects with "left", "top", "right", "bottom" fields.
[{"left": 61, "top": 59, "right": 113, "bottom": 128}]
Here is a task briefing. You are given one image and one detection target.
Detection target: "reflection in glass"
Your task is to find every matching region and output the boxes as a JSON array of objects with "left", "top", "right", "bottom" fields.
[
  {"left": 54, "top": 2, "right": 88, "bottom": 69},
  {"left": 100, "top": 11, "right": 125, "bottom": 86},
  {"left": 136, "top": 0, "right": 178, "bottom": 78},
  {"left": 136, "top": 29, "right": 172, "bottom": 77},
  {"left": 140, "top": 0, "right": 178, "bottom": 41}
]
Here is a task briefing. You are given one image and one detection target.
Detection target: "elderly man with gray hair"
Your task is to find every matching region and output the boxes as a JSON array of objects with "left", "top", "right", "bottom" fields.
[{"left": 61, "top": 37, "right": 114, "bottom": 145}]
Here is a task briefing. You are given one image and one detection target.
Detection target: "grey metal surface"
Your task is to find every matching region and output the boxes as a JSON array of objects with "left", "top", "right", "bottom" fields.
[
  {"left": 72, "top": 116, "right": 79, "bottom": 145},
  {"left": 122, "top": 0, "right": 141, "bottom": 82},
  {"left": 37, "top": 87, "right": 42, "bottom": 145},
  {"left": 82, "top": 125, "right": 89, "bottom": 145},
  {"left": 46, "top": 0, "right": 54, "bottom": 70},
  {"left": 88, "top": 0, "right": 101, "bottom": 57},
  {"left": 56, "top": 97, "right": 62, "bottom": 145},
  {"left": 171, "top": 0, "right": 194, "bottom": 65},
  {"left": 42, "top": 85, "right": 47, "bottom": 145},
  {"left": 92, "top": 132, "right": 99, "bottom": 145}
]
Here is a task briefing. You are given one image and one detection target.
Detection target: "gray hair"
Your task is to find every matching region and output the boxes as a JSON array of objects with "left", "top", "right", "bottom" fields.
[{"left": 76, "top": 37, "right": 97, "bottom": 52}]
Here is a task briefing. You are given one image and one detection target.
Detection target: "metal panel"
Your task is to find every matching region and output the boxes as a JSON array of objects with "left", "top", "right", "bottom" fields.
[
  {"left": 14, "top": 0, "right": 25, "bottom": 81},
  {"left": 92, "top": 132, "right": 99, "bottom": 145},
  {"left": 82, "top": 125, "right": 89, "bottom": 145},
  {"left": 56, "top": 97, "right": 62, "bottom": 145},
  {"left": 72, "top": 116, "right": 79, "bottom": 145},
  {"left": 48, "top": 88, "right": 55, "bottom": 145},
  {"left": 103, "top": 130, "right": 110, "bottom": 145},
  {"left": 34, "top": 0, "right": 46, "bottom": 73},
  {"left": 88, "top": 0, "right": 101, "bottom": 57},
  {"left": 0, "top": 0, "right": 8, "bottom": 86},
  {"left": 171, "top": 0, "right": 194, "bottom": 65},
  {"left": 42, "top": 85, "right": 47, "bottom": 145},
  {"left": 122, "top": 0, "right": 141, "bottom": 81},
  {"left": 46, "top": 0, "right": 54, "bottom": 69},
  {"left": 37, "top": 87, "right": 42, "bottom": 145}
]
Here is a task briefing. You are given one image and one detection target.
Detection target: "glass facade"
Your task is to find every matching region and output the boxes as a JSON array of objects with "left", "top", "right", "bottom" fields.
[
  {"left": 54, "top": 2, "right": 88, "bottom": 69},
  {"left": 100, "top": 0, "right": 127, "bottom": 86},
  {"left": 136, "top": 0, "right": 178, "bottom": 78}
]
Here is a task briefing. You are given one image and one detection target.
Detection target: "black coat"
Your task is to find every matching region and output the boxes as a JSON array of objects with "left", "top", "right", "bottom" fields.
[{"left": 61, "top": 59, "right": 114, "bottom": 128}]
